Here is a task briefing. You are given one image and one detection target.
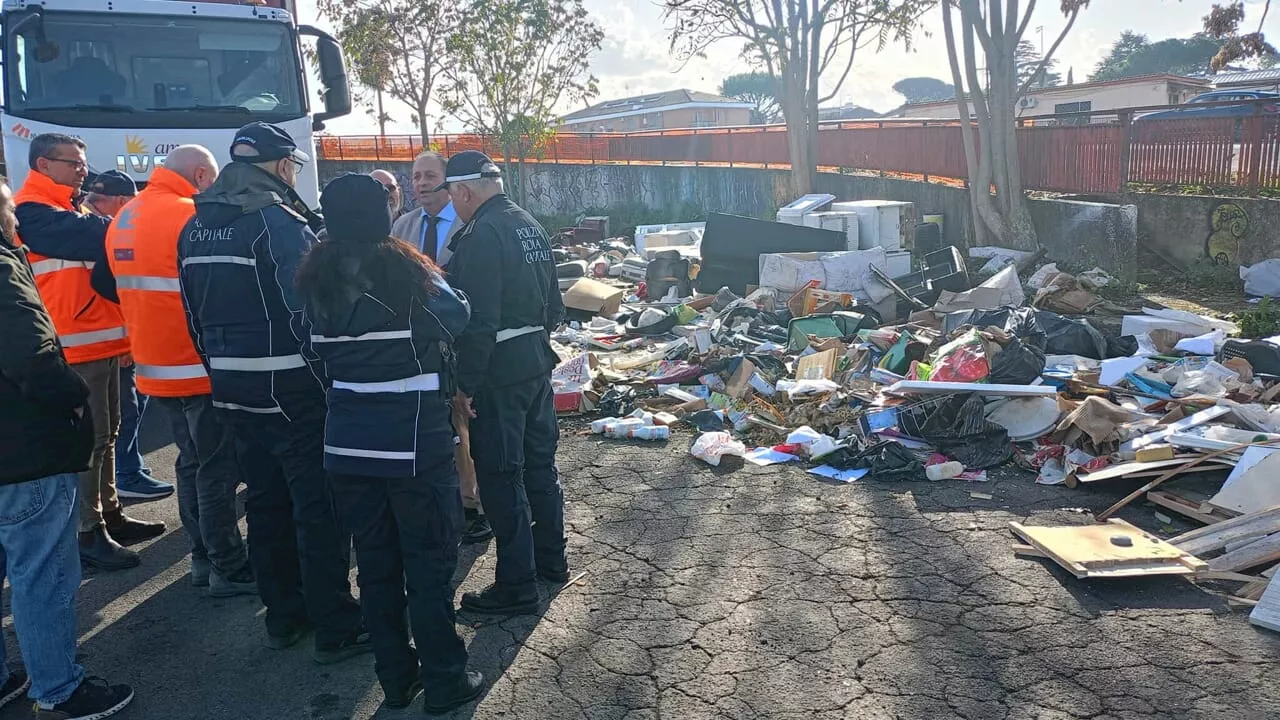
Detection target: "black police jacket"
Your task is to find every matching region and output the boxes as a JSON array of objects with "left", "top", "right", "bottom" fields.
[
  {"left": 0, "top": 237, "right": 94, "bottom": 485},
  {"left": 446, "top": 193, "right": 564, "bottom": 396},
  {"left": 303, "top": 261, "right": 470, "bottom": 478},
  {"left": 177, "top": 162, "right": 325, "bottom": 417}
]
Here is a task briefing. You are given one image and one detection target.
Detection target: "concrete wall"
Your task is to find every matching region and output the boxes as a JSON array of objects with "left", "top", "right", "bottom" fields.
[
  {"left": 317, "top": 159, "right": 1140, "bottom": 279},
  {"left": 1134, "top": 193, "right": 1280, "bottom": 269}
]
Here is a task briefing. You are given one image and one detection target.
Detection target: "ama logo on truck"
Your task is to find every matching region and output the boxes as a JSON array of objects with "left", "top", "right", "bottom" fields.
[{"left": 117, "top": 135, "right": 178, "bottom": 175}]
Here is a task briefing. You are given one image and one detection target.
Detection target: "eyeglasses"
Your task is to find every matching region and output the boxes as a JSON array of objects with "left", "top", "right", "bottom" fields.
[{"left": 44, "top": 157, "right": 87, "bottom": 171}]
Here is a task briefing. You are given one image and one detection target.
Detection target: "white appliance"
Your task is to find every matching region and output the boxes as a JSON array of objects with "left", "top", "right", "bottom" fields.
[
  {"left": 776, "top": 194, "right": 835, "bottom": 226},
  {"left": 831, "top": 200, "right": 914, "bottom": 252},
  {"left": 884, "top": 251, "right": 913, "bottom": 279},
  {"left": 803, "top": 211, "right": 860, "bottom": 250}
]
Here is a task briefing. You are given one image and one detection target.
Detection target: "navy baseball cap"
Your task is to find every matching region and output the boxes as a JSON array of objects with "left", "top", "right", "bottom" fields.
[
  {"left": 83, "top": 170, "right": 137, "bottom": 197},
  {"left": 230, "top": 122, "right": 310, "bottom": 164},
  {"left": 320, "top": 173, "right": 391, "bottom": 243},
  {"left": 432, "top": 150, "right": 502, "bottom": 192}
]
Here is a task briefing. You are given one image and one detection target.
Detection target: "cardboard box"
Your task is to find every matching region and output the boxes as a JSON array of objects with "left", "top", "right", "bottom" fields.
[
  {"left": 796, "top": 348, "right": 838, "bottom": 381},
  {"left": 563, "top": 278, "right": 624, "bottom": 318},
  {"left": 759, "top": 248, "right": 888, "bottom": 295}
]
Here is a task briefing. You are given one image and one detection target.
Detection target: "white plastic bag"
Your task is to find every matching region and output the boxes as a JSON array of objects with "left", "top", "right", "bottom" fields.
[
  {"left": 690, "top": 432, "right": 747, "bottom": 466},
  {"left": 1241, "top": 259, "right": 1280, "bottom": 298}
]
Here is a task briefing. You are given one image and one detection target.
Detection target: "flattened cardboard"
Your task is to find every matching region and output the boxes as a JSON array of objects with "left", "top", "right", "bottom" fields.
[{"left": 563, "top": 278, "right": 624, "bottom": 318}]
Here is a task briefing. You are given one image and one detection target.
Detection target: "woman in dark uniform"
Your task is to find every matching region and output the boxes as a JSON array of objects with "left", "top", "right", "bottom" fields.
[{"left": 296, "top": 173, "right": 483, "bottom": 714}]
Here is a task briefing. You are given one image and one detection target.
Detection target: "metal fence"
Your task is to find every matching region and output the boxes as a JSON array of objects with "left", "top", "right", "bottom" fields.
[{"left": 317, "top": 99, "right": 1280, "bottom": 194}]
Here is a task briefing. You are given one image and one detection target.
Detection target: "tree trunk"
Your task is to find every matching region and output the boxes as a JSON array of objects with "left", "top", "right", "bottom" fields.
[
  {"left": 418, "top": 100, "right": 430, "bottom": 146},
  {"left": 781, "top": 76, "right": 812, "bottom": 197},
  {"left": 518, "top": 155, "right": 529, "bottom": 207}
]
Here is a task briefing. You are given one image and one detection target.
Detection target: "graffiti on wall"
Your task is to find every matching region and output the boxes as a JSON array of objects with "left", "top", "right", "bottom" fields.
[{"left": 1205, "top": 202, "right": 1249, "bottom": 265}]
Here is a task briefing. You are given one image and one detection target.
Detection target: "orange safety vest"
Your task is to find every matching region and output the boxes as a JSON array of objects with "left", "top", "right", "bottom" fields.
[
  {"left": 105, "top": 168, "right": 211, "bottom": 397},
  {"left": 15, "top": 172, "right": 129, "bottom": 365}
]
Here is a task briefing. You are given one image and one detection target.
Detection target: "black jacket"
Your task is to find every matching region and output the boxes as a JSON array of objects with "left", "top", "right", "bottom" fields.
[
  {"left": 0, "top": 236, "right": 93, "bottom": 485},
  {"left": 178, "top": 163, "right": 325, "bottom": 417},
  {"left": 446, "top": 194, "right": 563, "bottom": 395},
  {"left": 304, "top": 258, "right": 470, "bottom": 478}
]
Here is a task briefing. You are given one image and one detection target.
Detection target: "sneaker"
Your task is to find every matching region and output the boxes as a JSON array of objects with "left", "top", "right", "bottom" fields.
[
  {"left": 265, "top": 620, "right": 312, "bottom": 650},
  {"left": 78, "top": 528, "right": 140, "bottom": 571},
  {"left": 460, "top": 582, "right": 539, "bottom": 616},
  {"left": 422, "top": 671, "right": 484, "bottom": 715},
  {"left": 382, "top": 679, "right": 423, "bottom": 710},
  {"left": 191, "top": 556, "right": 211, "bottom": 588},
  {"left": 0, "top": 668, "right": 29, "bottom": 710},
  {"left": 33, "top": 676, "right": 133, "bottom": 720},
  {"left": 102, "top": 511, "right": 165, "bottom": 545},
  {"left": 208, "top": 566, "right": 258, "bottom": 598},
  {"left": 114, "top": 472, "right": 174, "bottom": 500},
  {"left": 313, "top": 629, "right": 373, "bottom": 665},
  {"left": 461, "top": 511, "right": 493, "bottom": 545}
]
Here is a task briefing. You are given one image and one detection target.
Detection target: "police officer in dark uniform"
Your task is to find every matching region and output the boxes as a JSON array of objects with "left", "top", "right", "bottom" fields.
[
  {"left": 442, "top": 151, "right": 568, "bottom": 615},
  {"left": 177, "top": 122, "right": 369, "bottom": 661},
  {"left": 296, "top": 174, "right": 484, "bottom": 714}
]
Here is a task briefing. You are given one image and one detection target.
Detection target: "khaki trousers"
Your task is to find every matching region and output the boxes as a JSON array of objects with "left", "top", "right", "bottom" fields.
[{"left": 72, "top": 356, "right": 123, "bottom": 532}]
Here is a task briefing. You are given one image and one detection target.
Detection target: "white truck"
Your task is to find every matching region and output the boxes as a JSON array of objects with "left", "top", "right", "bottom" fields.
[{"left": 1, "top": 0, "right": 351, "bottom": 205}]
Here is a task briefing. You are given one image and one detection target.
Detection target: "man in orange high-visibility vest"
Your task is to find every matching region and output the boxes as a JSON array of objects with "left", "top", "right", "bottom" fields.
[
  {"left": 14, "top": 133, "right": 164, "bottom": 572},
  {"left": 104, "top": 145, "right": 256, "bottom": 596}
]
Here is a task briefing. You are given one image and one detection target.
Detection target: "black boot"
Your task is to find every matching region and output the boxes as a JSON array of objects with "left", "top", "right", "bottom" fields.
[
  {"left": 79, "top": 526, "right": 140, "bottom": 570},
  {"left": 460, "top": 582, "right": 539, "bottom": 615},
  {"left": 461, "top": 509, "right": 493, "bottom": 544},
  {"left": 103, "top": 509, "right": 165, "bottom": 545},
  {"left": 422, "top": 671, "right": 485, "bottom": 715},
  {"left": 382, "top": 679, "right": 423, "bottom": 710}
]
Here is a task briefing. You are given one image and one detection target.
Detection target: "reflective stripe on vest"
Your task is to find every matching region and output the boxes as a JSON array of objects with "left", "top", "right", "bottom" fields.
[
  {"left": 324, "top": 445, "right": 416, "bottom": 461},
  {"left": 136, "top": 363, "right": 208, "bottom": 380},
  {"left": 331, "top": 372, "right": 440, "bottom": 394},
  {"left": 496, "top": 325, "right": 544, "bottom": 343},
  {"left": 61, "top": 326, "right": 128, "bottom": 348},
  {"left": 212, "top": 400, "right": 284, "bottom": 414},
  {"left": 207, "top": 354, "right": 307, "bottom": 372},
  {"left": 116, "top": 275, "right": 182, "bottom": 292},
  {"left": 310, "top": 330, "right": 413, "bottom": 344},
  {"left": 30, "top": 258, "right": 93, "bottom": 275},
  {"left": 181, "top": 255, "right": 256, "bottom": 268}
]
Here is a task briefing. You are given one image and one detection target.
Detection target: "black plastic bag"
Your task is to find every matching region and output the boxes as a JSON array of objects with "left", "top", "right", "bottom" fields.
[
  {"left": 900, "top": 393, "right": 1013, "bottom": 469},
  {"left": 989, "top": 339, "right": 1047, "bottom": 385},
  {"left": 943, "top": 306, "right": 1046, "bottom": 349},
  {"left": 1106, "top": 335, "right": 1139, "bottom": 359},
  {"left": 1035, "top": 311, "right": 1108, "bottom": 360},
  {"left": 824, "top": 440, "right": 924, "bottom": 481}
]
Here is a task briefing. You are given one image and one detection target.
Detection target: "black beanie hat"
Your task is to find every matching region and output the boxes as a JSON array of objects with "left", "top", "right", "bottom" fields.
[{"left": 320, "top": 173, "right": 392, "bottom": 243}]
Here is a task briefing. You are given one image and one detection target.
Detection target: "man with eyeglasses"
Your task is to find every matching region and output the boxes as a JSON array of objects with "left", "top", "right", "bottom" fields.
[
  {"left": 177, "top": 122, "right": 369, "bottom": 662},
  {"left": 14, "top": 133, "right": 165, "bottom": 573}
]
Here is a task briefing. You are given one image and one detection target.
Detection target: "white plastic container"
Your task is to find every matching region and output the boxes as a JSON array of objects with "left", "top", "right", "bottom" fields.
[
  {"left": 629, "top": 426, "right": 670, "bottom": 441},
  {"left": 926, "top": 461, "right": 965, "bottom": 481}
]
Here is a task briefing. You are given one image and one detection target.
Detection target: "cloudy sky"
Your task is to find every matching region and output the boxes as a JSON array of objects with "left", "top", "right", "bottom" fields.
[{"left": 294, "top": 0, "right": 1280, "bottom": 135}]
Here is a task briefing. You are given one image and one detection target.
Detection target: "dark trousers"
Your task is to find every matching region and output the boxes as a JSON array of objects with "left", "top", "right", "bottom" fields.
[
  {"left": 116, "top": 363, "right": 149, "bottom": 478},
  {"left": 331, "top": 452, "right": 468, "bottom": 692},
  {"left": 154, "top": 395, "right": 247, "bottom": 577},
  {"left": 225, "top": 397, "right": 362, "bottom": 646},
  {"left": 470, "top": 375, "right": 566, "bottom": 586}
]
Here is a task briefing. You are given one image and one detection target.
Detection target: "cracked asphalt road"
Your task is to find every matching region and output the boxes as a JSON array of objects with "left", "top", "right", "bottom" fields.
[{"left": 4, "top": 421, "right": 1280, "bottom": 719}]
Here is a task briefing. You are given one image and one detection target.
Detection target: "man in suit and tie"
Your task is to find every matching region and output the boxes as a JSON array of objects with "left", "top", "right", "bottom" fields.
[
  {"left": 391, "top": 151, "right": 462, "bottom": 265},
  {"left": 390, "top": 150, "right": 492, "bottom": 545}
]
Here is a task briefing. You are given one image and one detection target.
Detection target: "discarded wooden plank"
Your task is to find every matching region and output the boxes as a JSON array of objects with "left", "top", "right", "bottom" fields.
[
  {"left": 1012, "top": 544, "right": 1048, "bottom": 558},
  {"left": 1196, "top": 569, "right": 1265, "bottom": 583},
  {"left": 1146, "top": 490, "right": 1234, "bottom": 526},
  {"left": 1208, "top": 533, "right": 1280, "bottom": 573},
  {"left": 1170, "top": 505, "right": 1280, "bottom": 557},
  {"left": 1210, "top": 450, "right": 1280, "bottom": 516},
  {"left": 1249, "top": 574, "right": 1280, "bottom": 632},
  {"left": 1010, "top": 519, "right": 1207, "bottom": 579},
  {"left": 1096, "top": 439, "right": 1280, "bottom": 522},
  {"left": 1240, "top": 577, "right": 1272, "bottom": 601},
  {"left": 884, "top": 380, "right": 1058, "bottom": 397},
  {"left": 1231, "top": 596, "right": 1261, "bottom": 608},
  {"left": 1078, "top": 458, "right": 1232, "bottom": 484}
]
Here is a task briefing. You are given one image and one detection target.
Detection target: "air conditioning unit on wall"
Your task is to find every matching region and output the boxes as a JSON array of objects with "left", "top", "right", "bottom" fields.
[{"left": 1018, "top": 96, "right": 1039, "bottom": 109}]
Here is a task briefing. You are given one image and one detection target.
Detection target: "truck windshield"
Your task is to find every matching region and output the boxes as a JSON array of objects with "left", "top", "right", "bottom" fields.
[{"left": 5, "top": 11, "right": 305, "bottom": 126}]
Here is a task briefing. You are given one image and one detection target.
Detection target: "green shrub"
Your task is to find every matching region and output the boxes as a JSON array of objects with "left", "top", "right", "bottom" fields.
[{"left": 1237, "top": 297, "right": 1280, "bottom": 339}]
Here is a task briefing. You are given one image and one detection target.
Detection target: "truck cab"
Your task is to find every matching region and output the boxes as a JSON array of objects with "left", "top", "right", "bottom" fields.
[{"left": 1, "top": 0, "right": 351, "bottom": 205}]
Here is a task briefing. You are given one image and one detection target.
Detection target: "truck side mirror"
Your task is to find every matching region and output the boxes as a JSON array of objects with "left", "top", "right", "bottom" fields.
[{"left": 298, "top": 25, "right": 351, "bottom": 130}]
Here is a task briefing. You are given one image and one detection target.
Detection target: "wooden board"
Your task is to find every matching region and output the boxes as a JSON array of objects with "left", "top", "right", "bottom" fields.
[
  {"left": 1010, "top": 519, "right": 1208, "bottom": 579},
  {"left": 1249, "top": 574, "right": 1280, "bottom": 633},
  {"left": 1208, "top": 533, "right": 1280, "bottom": 572},
  {"left": 1209, "top": 451, "right": 1280, "bottom": 516},
  {"left": 1077, "top": 458, "right": 1232, "bottom": 483},
  {"left": 1171, "top": 506, "right": 1280, "bottom": 557},
  {"left": 1147, "top": 490, "right": 1235, "bottom": 526}
]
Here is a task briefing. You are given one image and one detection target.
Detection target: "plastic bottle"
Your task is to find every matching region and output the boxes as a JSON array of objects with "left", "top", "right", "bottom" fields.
[
  {"left": 604, "top": 418, "right": 646, "bottom": 438},
  {"left": 629, "top": 425, "right": 671, "bottom": 441},
  {"left": 925, "top": 461, "right": 965, "bottom": 481},
  {"left": 590, "top": 417, "right": 620, "bottom": 434}
]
